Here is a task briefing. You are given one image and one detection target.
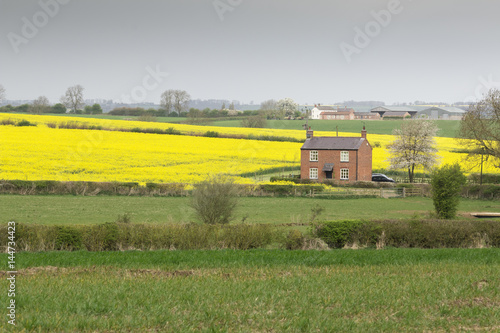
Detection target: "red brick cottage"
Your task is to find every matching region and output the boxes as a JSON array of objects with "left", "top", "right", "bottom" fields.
[{"left": 300, "top": 127, "right": 372, "bottom": 182}]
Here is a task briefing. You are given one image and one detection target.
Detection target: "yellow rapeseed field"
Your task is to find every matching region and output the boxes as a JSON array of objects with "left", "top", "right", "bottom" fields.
[
  {"left": 0, "top": 125, "right": 300, "bottom": 184},
  {"left": 0, "top": 113, "right": 497, "bottom": 184}
]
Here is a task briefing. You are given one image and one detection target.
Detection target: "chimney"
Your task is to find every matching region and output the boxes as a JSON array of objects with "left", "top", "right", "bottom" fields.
[
  {"left": 361, "top": 126, "right": 367, "bottom": 139},
  {"left": 306, "top": 126, "right": 313, "bottom": 139}
]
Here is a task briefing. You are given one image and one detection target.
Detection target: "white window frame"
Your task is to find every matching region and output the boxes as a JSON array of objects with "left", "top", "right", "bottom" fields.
[
  {"left": 310, "top": 150, "right": 318, "bottom": 162},
  {"left": 340, "top": 168, "right": 349, "bottom": 180},
  {"left": 340, "top": 151, "right": 349, "bottom": 162},
  {"left": 309, "top": 168, "right": 318, "bottom": 179}
]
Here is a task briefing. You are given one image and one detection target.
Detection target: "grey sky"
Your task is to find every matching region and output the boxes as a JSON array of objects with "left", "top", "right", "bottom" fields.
[{"left": 1, "top": 0, "right": 499, "bottom": 105}]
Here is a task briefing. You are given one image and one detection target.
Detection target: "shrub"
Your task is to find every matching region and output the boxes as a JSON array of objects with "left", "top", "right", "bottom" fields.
[
  {"left": 204, "top": 131, "right": 219, "bottom": 137},
  {"left": 431, "top": 163, "right": 467, "bottom": 219},
  {"left": 191, "top": 174, "right": 239, "bottom": 224},
  {"left": 285, "top": 230, "right": 304, "bottom": 250},
  {"left": 55, "top": 226, "right": 83, "bottom": 251},
  {"left": 312, "top": 220, "right": 366, "bottom": 248},
  {"left": 16, "top": 119, "right": 36, "bottom": 127}
]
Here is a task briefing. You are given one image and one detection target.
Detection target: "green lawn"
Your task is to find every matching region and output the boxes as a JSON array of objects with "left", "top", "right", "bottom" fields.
[
  {"left": 2, "top": 249, "right": 499, "bottom": 332},
  {"left": 2, "top": 195, "right": 499, "bottom": 225}
]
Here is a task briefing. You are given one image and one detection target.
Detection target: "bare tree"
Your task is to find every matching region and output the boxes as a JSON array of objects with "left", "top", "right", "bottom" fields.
[
  {"left": 160, "top": 90, "right": 174, "bottom": 115},
  {"left": 61, "top": 85, "right": 84, "bottom": 113},
  {"left": 173, "top": 90, "right": 190, "bottom": 114},
  {"left": 386, "top": 119, "right": 439, "bottom": 183},
  {"left": 191, "top": 174, "right": 239, "bottom": 225},
  {"left": 260, "top": 99, "right": 277, "bottom": 118},
  {"left": 161, "top": 89, "right": 190, "bottom": 115},
  {"left": 30, "top": 96, "right": 50, "bottom": 114},
  {"left": 0, "top": 84, "right": 5, "bottom": 101},
  {"left": 459, "top": 89, "right": 500, "bottom": 167}
]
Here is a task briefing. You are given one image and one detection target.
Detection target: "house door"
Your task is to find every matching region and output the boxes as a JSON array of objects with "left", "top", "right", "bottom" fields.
[{"left": 325, "top": 171, "right": 333, "bottom": 179}]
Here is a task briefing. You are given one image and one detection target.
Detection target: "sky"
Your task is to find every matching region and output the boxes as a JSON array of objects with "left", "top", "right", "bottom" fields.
[{"left": 1, "top": 0, "right": 500, "bottom": 105}]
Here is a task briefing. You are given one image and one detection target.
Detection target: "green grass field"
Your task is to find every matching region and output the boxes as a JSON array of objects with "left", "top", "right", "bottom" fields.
[
  {"left": 204, "top": 119, "right": 462, "bottom": 138},
  {"left": 2, "top": 195, "right": 500, "bottom": 225},
  {"left": 44, "top": 113, "right": 461, "bottom": 137},
  {"left": 2, "top": 249, "right": 499, "bottom": 332}
]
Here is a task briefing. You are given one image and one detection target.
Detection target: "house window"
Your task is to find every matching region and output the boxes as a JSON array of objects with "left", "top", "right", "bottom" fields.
[
  {"left": 340, "top": 151, "right": 349, "bottom": 162},
  {"left": 310, "top": 168, "right": 318, "bottom": 179},
  {"left": 310, "top": 150, "right": 318, "bottom": 162},
  {"left": 340, "top": 168, "right": 349, "bottom": 180}
]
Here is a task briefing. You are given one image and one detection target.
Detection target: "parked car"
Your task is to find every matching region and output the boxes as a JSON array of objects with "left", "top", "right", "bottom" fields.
[{"left": 372, "top": 173, "right": 395, "bottom": 183}]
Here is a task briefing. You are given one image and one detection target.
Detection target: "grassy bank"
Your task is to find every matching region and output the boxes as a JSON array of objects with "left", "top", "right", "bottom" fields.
[
  {"left": 3, "top": 195, "right": 500, "bottom": 225},
  {"left": 1, "top": 249, "right": 499, "bottom": 332}
]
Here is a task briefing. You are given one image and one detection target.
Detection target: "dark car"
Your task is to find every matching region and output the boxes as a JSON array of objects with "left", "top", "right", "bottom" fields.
[{"left": 372, "top": 173, "right": 395, "bottom": 183}]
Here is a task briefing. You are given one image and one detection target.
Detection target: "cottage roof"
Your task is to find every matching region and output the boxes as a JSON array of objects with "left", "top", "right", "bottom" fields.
[{"left": 301, "top": 137, "right": 366, "bottom": 150}]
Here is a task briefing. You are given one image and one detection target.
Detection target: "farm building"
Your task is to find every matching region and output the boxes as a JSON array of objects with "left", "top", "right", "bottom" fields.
[
  {"left": 370, "top": 106, "right": 418, "bottom": 119},
  {"left": 353, "top": 112, "right": 380, "bottom": 120},
  {"left": 320, "top": 109, "right": 355, "bottom": 120},
  {"left": 418, "top": 106, "right": 467, "bottom": 120},
  {"left": 310, "top": 105, "right": 336, "bottom": 119},
  {"left": 300, "top": 127, "right": 372, "bottom": 182},
  {"left": 381, "top": 111, "right": 411, "bottom": 119}
]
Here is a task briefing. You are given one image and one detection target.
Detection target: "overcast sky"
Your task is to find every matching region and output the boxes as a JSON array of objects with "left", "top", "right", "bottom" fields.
[{"left": 1, "top": 0, "right": 500, "bottom": 105}]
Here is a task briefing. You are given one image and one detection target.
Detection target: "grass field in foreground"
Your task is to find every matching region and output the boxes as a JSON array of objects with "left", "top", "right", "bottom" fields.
[
  {"left": 1, "top": 249, "right": 499, "bottom": 332},
  {"left": 2, "top": 195, "right": 500, "bottom": 225}
]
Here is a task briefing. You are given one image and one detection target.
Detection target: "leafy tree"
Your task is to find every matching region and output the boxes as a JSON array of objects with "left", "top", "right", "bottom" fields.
[
  {"left": 459, "top": 88, "right": 500, "bottom": 167},
  {"left": 14, "top": 104, "right": 29, "bottom": 113},
  {"left": 191, "top": 174, "right": 239, "bottom": 225},
  {"left": 276, "top": 98, "right": 298, "bottom": 119},
  {"left": 91, "top": 103, "right": 103, "bottom": 114},
  {"left": 84, "top": 105, "right": 93, "bottom": 114},
  {"left": 431, "top": 163, "right": 467, "bottom": 219},
  {"left": 51, "top": 103, "right": 67, "bottom": 114},
  {"left": 29, "top": 96, "right": 50, "bottom": 114},
  {"left": 61, "top": 85, "right": 84, "bottom": 113},
  {"left": 387, "top": 119, "right": 438, "bottom": 183}
]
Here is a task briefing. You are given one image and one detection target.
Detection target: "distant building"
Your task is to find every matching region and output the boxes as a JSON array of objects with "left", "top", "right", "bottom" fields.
[
  {"left": 381, "top": 111, "right": 411, "bottom": 119},
  {"left": 370, "top": 106, "right": 418, "bottom": 118},
  {"left": 320, "top": 109, "right": 355, "bottom": 120},
  {"left": 310, "top": 105, "right": 336, "bottom": 119},
  {"left": 300, "top": 127, "right": 372, "bottom": 183},
  {"left": 418, "top": 106, "right": 467, "bottom": 120},
  {"left": 353, "top": 112, "right": 380, "bottom": 120}
]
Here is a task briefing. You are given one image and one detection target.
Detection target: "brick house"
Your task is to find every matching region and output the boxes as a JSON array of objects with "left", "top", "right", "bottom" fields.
[{"left": 300, "top": 127, "right": 372, "bottom": 182}]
